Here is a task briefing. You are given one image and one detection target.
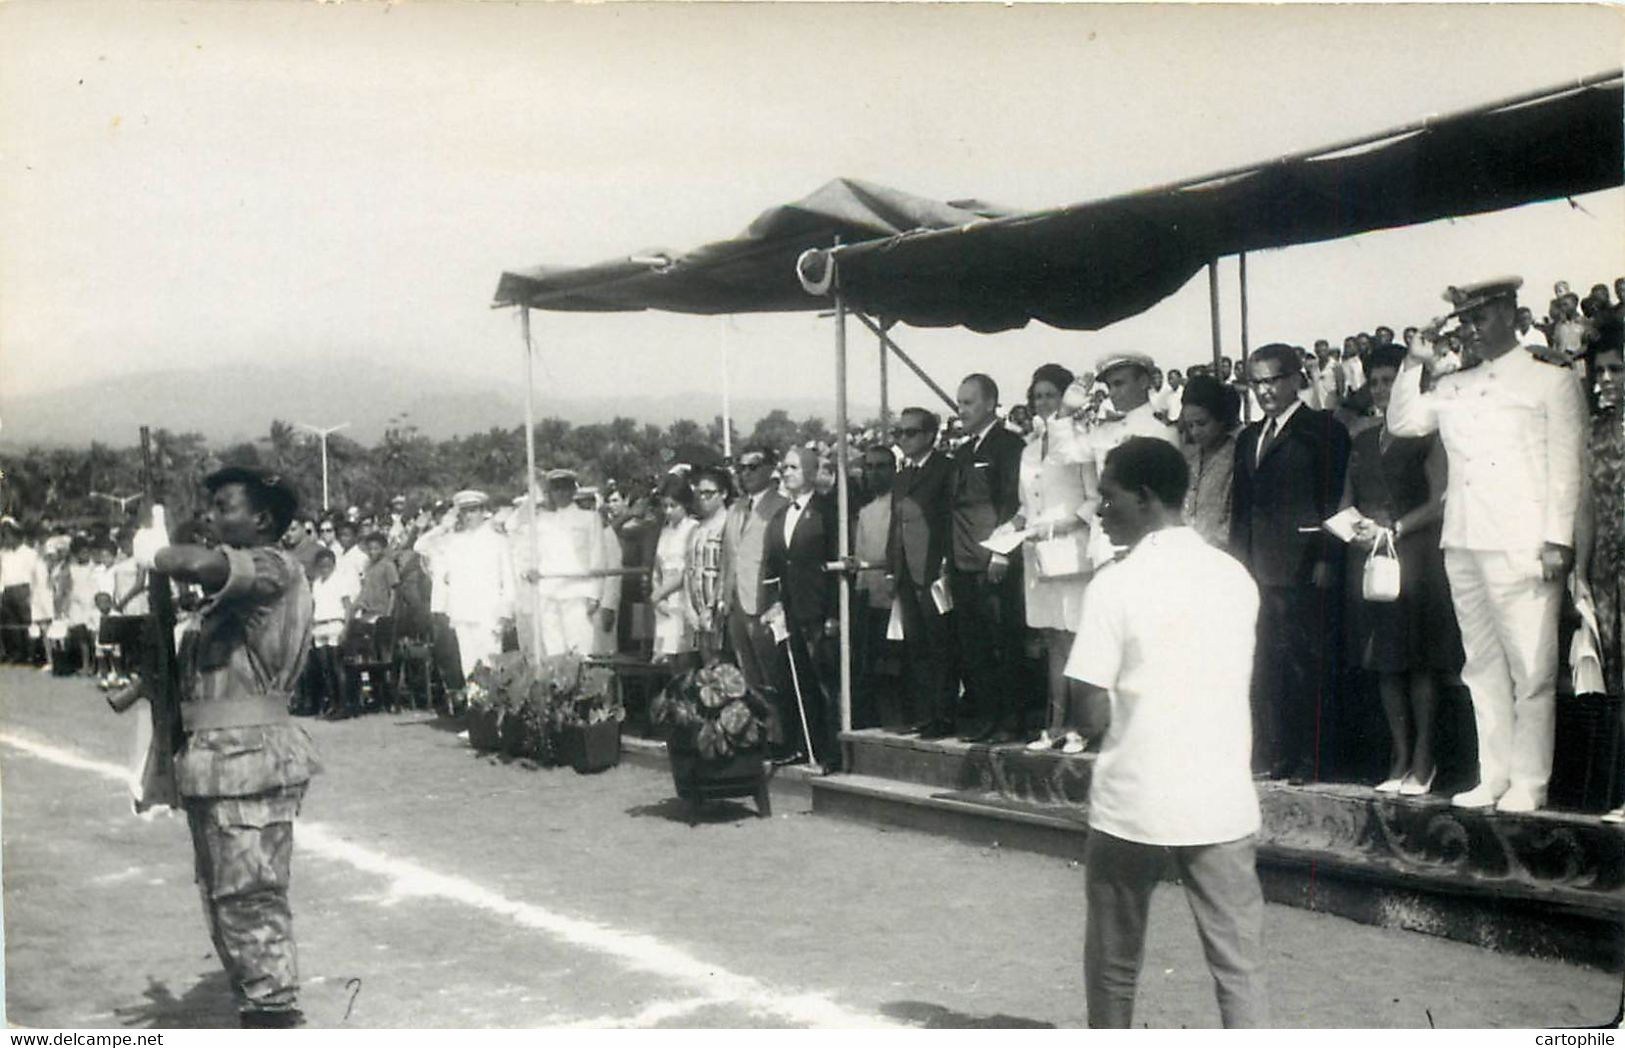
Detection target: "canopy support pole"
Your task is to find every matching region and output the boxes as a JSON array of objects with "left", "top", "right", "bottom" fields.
[
  {"left": 834, "top": 291, "right": 853, "bottom": 745},
  {"left": 851, "top": 312, "right": 957, "bottom": 413},
  {"left": 720, "top": 318, "right": 733, "bottom": 458},
  {"left": 878, "top": 323, "right": 891, "bottom": 433},
  {"left": 518, "top": 307, "right": 546, "bottom": 666},
  {"left": 1238, "top": 252, "right": 1252, "bottom": 423},
  {"left": 1208, "top": 259, "right": 1223, "bottom": 372}
]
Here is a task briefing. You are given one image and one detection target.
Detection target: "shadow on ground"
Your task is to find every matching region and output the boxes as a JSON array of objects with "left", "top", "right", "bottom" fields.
[
  {"left": 113, "top": 971, "right": 236, "bottom": 1029},
  {"left": 625, "top": 797, "right": 768, "bottom": 826},
  {"left": 881, "top": 1000, "right": 1054, "bottom": 1028}
]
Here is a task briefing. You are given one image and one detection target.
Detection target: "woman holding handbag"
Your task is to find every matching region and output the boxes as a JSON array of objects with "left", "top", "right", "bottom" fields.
[
  {"left": 1013, "top": 364, "right": 1098, "bottom": 754},
  {"left": 1340, "top": 343, "right": 1463, "bottom": 795}
]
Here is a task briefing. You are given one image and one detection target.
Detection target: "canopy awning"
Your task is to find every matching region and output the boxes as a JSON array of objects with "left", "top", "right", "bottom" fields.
[
  {"left": 495, "top": 72, "right": 1623, "bottom": 334},
  {"left": 493, "top": 179, "right": 1011, "bottom": 315}
]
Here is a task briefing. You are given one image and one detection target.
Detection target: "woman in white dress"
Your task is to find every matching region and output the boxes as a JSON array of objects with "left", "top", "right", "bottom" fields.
[
  {"left": 649, "top": 474, "right": 699, "bottom": 666},
  {"left": 1012, "top": 364, "right": 1098, "bottom": 753}
]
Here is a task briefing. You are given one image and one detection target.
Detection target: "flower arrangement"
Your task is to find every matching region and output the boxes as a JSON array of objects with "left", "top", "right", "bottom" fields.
[
  {"left": 650, "top": 659, "right": 771, "bottom": 761},
  {"left": 465, "top": 651, "right": 624, "bottom": 767}
]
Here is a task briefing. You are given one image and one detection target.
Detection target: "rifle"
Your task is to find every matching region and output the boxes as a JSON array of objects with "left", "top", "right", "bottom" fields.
[{"left": 123, "top": 426, "right": 184, "bottom": 811}]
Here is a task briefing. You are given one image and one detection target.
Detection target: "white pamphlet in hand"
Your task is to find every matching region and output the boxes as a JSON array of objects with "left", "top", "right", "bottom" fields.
[
  {"left": 930, "top": 576, "right": 954, "bottom": 615},
  {"left": 886, "top": 595, "right": 906, "bottom": 641},
  {"left": 1322, "top": 506, "right": 1365, "bottom": 543},
  {"left": 763, "top": 603, "right": 790, "bottom": 644},
  {"left": 979, "top": 529, "right": 1028, "bottom": 557}
]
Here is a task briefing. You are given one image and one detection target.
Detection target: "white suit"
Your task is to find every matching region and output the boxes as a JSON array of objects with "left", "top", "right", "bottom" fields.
[
  {"left": 437, "top": 523, "right": 514, "bottom": 677},
  {"left": 1386, "top": 346, "right": 1585, "bottom": 803},
  {"left": 508, "top": 504, "right": 609, "bottom": 659}
]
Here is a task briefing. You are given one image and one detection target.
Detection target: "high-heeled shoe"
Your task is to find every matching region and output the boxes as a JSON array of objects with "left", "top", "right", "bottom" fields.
[
  {"left": 1601, "top": 806, "right": 1625, "bottom": 824},
  {"left": 1374, "top": 776, "right": 1405, "bottom": 794},
  {"left": 1399, "top": 769, "right": 1437, "bottom": 796}
]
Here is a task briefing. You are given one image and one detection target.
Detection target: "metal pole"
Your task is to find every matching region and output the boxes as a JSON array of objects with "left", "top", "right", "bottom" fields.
[
  {"left": 720, "top": 317, "right": 733, "bottom": 459},
  {"left": 320, "top": 436, "right": 330, "bottom": 511},
  {"left": 519, "top": 307, "right": 545, "bottom": 664},
  {"left": 834, "top": 292, "right": 852, "bottom": 740},
  {"left": 851, "top": 312, "right": 958, "bottom": 412},
  {"left": 878, "top": 323, "right": 890, "bottom": 433},
  {"left": 1239, "top": 251, "right": 1250, "bottom": 362},
  {"left": 1208, "top": 259, "right": 1223, "bottom": 372}
]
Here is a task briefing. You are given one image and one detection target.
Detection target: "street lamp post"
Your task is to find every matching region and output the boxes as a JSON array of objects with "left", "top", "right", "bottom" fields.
[{"left": 295, "top": 421, "right": 350, "bottom": 512}]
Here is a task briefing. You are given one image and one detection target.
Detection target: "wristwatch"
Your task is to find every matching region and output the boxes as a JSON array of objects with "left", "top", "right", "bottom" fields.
[{"left": 1393, "top": 520, "right": 1405, "bottom": 540}]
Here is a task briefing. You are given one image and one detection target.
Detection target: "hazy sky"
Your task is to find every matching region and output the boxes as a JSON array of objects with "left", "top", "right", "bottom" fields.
[{"left": 3, "top": 2, "right": 1622, "bottom": 431}]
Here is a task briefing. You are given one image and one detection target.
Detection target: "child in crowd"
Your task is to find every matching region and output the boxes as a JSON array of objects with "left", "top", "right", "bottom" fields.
[
  {"left": 64, "top": 538, "right": 101, "bottom": 674},
  {"left": 304, "top": 547, "right": 353, "bottom": 718}
]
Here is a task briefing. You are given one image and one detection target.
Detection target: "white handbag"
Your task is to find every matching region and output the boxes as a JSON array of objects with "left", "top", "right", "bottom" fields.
[
  {"left": 1034, "top": 528, "right": 1089, "bottom": 580},
  {"left": 1361, "top": 529, "right": 1401, "bottom": 603}
]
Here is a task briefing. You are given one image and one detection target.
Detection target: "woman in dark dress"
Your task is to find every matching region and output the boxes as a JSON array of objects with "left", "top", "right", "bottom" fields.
[
  {"left": 1577, "top": 321, "right": 1625, "bottom": 821},
  {"left": 1341, "top": 343, "right": 1464, "bottom": 795}
]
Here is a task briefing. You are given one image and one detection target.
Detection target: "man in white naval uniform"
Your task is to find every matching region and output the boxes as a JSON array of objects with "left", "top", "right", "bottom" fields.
[
  {"left": 519, "top": 469, "right": 611, "bottom": 657},
  {"left": 1387, "top": 277, "right": 1585, "bottom": 813},
  {"left": 1079, "top": 353, "right": 1180, "bottom": 566},
  {"left": 437, "top": 490, "right": 515, "bottom": 678}
]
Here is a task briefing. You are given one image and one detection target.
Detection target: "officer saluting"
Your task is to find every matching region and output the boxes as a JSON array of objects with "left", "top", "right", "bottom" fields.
[
  {"left": 131, "top": 466, "right": 321, "bottom": 1027},
  {"left": 1386, "top": 277, "right": 1586, "bottom": 813}
]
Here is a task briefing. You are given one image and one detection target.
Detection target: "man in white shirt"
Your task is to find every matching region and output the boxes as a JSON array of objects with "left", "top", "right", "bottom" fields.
[
  {"left": 1065, "top": 436, "right": 1267, "bottom": 1029},
  {"left": 1387, "top": 277, "right": 1585, "bottom": 813},
  {"left": 0, "top": 517, "right": 48, "bottom": 663},
  {"left": 510, "top": 470, "right": 612, "bottom": 659}
]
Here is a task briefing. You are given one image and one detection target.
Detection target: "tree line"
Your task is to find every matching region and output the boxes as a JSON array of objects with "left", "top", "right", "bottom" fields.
[{"left": 0, "top": 409, "right": 849, "bottom": 528}]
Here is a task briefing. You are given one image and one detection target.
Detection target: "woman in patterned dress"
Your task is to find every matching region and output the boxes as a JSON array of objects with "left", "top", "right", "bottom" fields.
[{"left": 1578, "top": 322, "right": 1624, "bottom": 821}]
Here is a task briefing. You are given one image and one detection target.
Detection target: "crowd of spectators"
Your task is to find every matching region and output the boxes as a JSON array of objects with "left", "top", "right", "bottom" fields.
[{"left": 0, "top": 275, "right": 1619, "bottom": 815}]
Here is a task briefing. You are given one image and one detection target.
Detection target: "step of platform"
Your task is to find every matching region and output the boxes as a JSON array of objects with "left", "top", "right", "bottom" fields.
[{"left": 815, "top": 730, "right": 1625, "bottom": 969}]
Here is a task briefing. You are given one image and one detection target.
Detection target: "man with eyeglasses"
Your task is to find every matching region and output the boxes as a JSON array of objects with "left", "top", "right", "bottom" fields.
[
  {"left": 1229, "top": 343, "right": 1351, "bottom": 784},
  {"left": 887, "top": 408, "right": 959, "bottom": 738},
  {"left": 720, "top": 447, "right": 790, "bottom": 730}
]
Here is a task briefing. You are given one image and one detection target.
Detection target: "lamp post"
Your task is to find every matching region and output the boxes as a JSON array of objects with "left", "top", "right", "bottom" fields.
[{"left": 295, "top": 421, "right": 350, "bottom": 512}]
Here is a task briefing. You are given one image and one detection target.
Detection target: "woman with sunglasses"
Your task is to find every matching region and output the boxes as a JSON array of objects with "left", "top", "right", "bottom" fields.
[{"left": 683, "top": 466, "right": 733, "bottom": 663}]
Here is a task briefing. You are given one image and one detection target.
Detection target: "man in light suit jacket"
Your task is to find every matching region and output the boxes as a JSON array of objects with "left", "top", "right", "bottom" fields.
[
  {"left": 719, "top": 446, "right": 790, "bottom": 737},
  {"left": 949, "top": 375, "right": 1028, "bottom": 743},
  {"left": 887, "top": 407, "right": 958, "bottom": 738},
  {"left": 1387, "top": 277, "right": 1585, "bottom": 813},
  {"left": 1230, "top": 343, "right": 1351, "bottom": 783}
]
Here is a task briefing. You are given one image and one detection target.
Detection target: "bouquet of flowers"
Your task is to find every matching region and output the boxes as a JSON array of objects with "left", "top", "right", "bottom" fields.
[{"left": 650, "top": 659, "right": 771, "bottom": 761}]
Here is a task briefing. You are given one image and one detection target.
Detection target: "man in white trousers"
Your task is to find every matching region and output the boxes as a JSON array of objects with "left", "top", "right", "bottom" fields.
[
  {"left": 438, "top": 490, "right": 514, "bottom": 679},
  {"left": 1386, "top": 277, "right": 1585, "bottom": 813}
]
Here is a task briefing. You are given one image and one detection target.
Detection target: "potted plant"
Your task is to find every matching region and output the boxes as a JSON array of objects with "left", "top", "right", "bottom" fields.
[
  {"left": 546, "top": 655, "right": 625, "bottom": 774},
  {"left": 464, "top": 653, "right": 524, "bottom": 754},
  {"left": 650, "top": 659, "right": 774, "bottom": 821}
]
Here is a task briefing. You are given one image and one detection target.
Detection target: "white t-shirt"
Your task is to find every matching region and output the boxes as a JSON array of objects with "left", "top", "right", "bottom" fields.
[
  {"left": 311, "top": 572, "right": 355, "bottom": 623},
  {"left": 1065, "top": 526, "right": 1261, "bottom": 846}
]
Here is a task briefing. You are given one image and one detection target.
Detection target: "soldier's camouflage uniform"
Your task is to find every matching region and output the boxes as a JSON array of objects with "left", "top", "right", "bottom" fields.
[{"left": 177, "top": 545, "right": 320, "bottom": 1021}]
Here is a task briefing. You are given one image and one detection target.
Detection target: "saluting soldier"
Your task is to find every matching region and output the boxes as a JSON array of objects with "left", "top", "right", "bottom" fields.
[
  {"left": 1387, "top": 277, "right": 1586, "bottom": 813},
  {"left": 132, "top": 466, "right": 320, "bottom": 1028}
]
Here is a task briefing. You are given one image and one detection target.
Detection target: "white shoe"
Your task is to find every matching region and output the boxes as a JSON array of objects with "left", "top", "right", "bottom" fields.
[
  {"left": 1602, "top": 807, "right": 1625, "bottom": 824},
  {"left": 1060, "top": 732, "right": 1086, "bottom": 755},
  {"left": 1374, "top": 777, "right": 1405, "bottom": 794},
  {"left": 1494, "top": 789, "right": 1544, "bottom": 814},
  {"left": 1451, "top": 783, "right": 1506, "bottom": 809},
  {"left": 1025, "top": 730, "right": 1056, "bottom": 752},
  {"left": 1398, "top": 770, "right": 1436, "bottom": 797}
]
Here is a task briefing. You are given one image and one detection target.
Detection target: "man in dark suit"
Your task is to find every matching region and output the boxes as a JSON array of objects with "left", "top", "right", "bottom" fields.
[
  {"left": 948, "top": 374, "right": 1027, "bottom": 743},
  {"left": 1230, "top": 343, "right": 1352, "bottom": 782},
  {"left": 763, "top": 446, "right": 841, "bottom": 769},
  {"left": 887, "top": 407, "right": 958, "bottom": 739},
  {"left": 720, "top": 446, "right": 790, "bottom": 741}
]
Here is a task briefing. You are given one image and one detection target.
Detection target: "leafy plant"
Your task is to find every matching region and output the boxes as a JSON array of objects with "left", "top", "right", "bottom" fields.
[
  {"left": 652, "top": 660, "right": 769, "bottom": 761},
  {"left": 464, "top": 651, "right": 623, "bottom": 764}
]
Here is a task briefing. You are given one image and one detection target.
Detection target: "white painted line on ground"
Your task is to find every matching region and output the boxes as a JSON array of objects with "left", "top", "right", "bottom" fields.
[{"left": 0, "top": 731, "right": 895, "bottom": 1029}]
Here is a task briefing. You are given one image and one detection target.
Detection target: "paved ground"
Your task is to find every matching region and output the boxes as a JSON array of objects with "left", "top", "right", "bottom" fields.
[{"left": 2, "top": 667, "right": 1620, "bottom": 1029}]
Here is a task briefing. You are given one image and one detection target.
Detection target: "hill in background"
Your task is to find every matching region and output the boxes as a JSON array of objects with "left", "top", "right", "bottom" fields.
[{"left": 0, "top": 359, "right": 876, "bottom": 449}]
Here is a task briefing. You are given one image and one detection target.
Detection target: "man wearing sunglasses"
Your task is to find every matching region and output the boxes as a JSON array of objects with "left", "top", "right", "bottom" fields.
[
  {"left": 1230, "top": 343, "right": 1351, "bottom": 784},
  {"left": 720, "top": 447, "right": 790, "bottom": 735},
  {"left": 887, "top": 407, "right": 958, "bottom": 738}
]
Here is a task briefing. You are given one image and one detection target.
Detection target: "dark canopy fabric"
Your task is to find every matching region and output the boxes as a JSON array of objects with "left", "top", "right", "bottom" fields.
[
  {"left": 493, "top": 179, "right": 1010, "bottom": 314},
  {"left": 496, "top": 77, "right": 1622, "bottom": 334}
]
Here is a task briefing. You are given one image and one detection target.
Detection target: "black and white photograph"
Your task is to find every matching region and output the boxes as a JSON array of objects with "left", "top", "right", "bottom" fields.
[{"left": 1, "top": 0, "right": 1622, "bottom": 1032}]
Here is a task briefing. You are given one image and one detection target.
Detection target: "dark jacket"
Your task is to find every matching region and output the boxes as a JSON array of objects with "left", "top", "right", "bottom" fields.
[
  {"left": 949, "top": 426, "right": 1025, "bottom": 572},
  {"left": 888, "top": 449, "right": 955, "bottom": 587},
  {"left": 763, "top": 491, "right": 839, "bottom": 628},
  {"left": 1229, "top": 405, "right": 1351, "bottom": 588}
]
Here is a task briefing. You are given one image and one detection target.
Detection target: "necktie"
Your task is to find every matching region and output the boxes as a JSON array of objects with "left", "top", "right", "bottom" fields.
[{"left": 1258, "top": 418, "right": 1278, "bottom": 464}]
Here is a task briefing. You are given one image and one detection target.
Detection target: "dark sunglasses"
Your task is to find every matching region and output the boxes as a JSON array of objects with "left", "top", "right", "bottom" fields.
[
  {"left": 891, "top": 426, "right": 926, "bottom": 438},
  {"left": 734, "top": 459, "right": 767, "bottom": 470}
]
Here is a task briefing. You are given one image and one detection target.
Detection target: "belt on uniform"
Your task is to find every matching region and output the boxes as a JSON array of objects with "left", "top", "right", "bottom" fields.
[{"left": 181, "top": 693, "right": 293, "bottom": 732}]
